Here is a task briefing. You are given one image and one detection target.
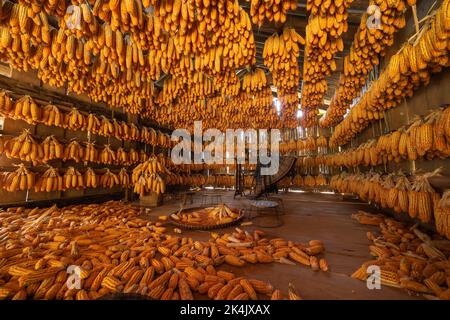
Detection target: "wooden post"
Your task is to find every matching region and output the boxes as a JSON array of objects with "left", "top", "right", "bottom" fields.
[
  {"left": 383, "top": 111, "right": 390, "bottom": 133},
  {"left": 403, "top": 98, "right": 410, "bottom": 124},
  {"left": 412, "top": 5, "right": 420, "bottom": 35}
]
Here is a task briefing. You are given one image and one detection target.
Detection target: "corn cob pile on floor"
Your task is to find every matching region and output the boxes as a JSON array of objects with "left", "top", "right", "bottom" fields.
[
  {"left": 351, "top": 211, "right": 450, "bottom": 300},
  {"left": 2, "top": 191, "right": 445, "bottom": 300},
  {"left": 0, "top": 198, "right": 329, "bottom": 300}
]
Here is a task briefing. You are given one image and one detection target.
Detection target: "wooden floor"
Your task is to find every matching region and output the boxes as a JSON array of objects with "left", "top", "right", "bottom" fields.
[{"left": 138, "top": 190, "right": 421, "bottom": 300}]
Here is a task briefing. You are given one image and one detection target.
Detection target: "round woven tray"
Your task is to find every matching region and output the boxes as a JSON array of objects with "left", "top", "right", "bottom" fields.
[{"left": 169, "top": 206, "right": 244, "bottom": 230}]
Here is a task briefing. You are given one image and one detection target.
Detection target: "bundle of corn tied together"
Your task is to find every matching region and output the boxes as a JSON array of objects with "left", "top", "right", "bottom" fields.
[
  {"left": 41, "top": 135, "right": 64, "bottom": 163},
  {"left": 292, "top": 174, "right": 304, "bottom": 187},
  {"left": 62, "top": 166, "right": 84, "bottom": 190},
  {"left": 435, "top": 191, "right": 450, "bottom": 240},
  {"left": 99, "top": 169, "right": 121, "bottom": 189},
  {"left": 351, "top": 212, "right": 450, "bottom": 300},
  {"left": 132, "top": 157, "right": 169, "bottom": 196},
  {"left": 241, "top": 68, "right": 267, "bottom": 93},
  {"left": 315, "top": 174, "right": 328, "bottom": 187},
  {"left": 389, "top": 174, "right": 411, "bottom": 214},
  {"left": 246, "top": 0, "right": 297, "bottom": 27},
  {"left": 10, "top": 95, "right": 41, "bottom": 124},
  {"left": 63, "top": 140, "right": 85, "bottom": 163},
  {"left": 34, "top": 166, "right": 62, "bottom": 192},
  {"left": 408, "top": 170, "right": 441, "bottom": 223},
  {"left": 304, "top": 175, "right": 317, "bottom": 188},
  {"left": 0, "top": 201, "right": 326, "bottom": 300},
  {"left": 84, "top": 167, "right": 98, "bottom": 189},
  {"left": 3, "top": 129, "right": 42, "bottom": 165},
  {"left": 0, "top": 164, "right": 36, "bottom": 192}
]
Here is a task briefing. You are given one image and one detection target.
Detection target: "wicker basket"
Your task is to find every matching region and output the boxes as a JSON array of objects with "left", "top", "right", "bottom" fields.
[{"left": 169, "top": 206, "right": 244, "bottom": 230}]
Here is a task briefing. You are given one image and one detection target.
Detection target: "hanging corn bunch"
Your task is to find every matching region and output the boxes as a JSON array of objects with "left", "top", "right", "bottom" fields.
[
  {"left": 99, "top": 144, "right": 116, "bottom": 164},
  {"left": 4, "top": 130, "right": 42, "bottom": 164},
  {"left": 99, "top": 116, "right": 115, "bottom": 137},
  {"left": 59, "top": 2, "right": 99, "bottom": 38},
  {"left": 86, "top": 113, "right": 101, "bottom": 133},
  {"left": 247, "top": 0, "right": 297, "bottom": 27},
  {"left": 84, "top": 142, "right": 99, "bottom": 163},
  {"left": 116, "top": 147, "right": 129, "bottom": 165},
  {"left": 304, "top": 175, "right": 316, "bottom": 188},
  {"left": 64, "top": 108, "right": 85, "bottom": 131},
  {"left": 132, "top": 157, "right": 167, "bottom": 196},
  {"left": 263, "top": 27, "right": 304, "bottom": 128},
  {"left": 11, "top": 95, "right": 41, "bottom": 124},
  {"left": 263, "top": 27, "right": 304, "bottom": 92},
  {"left": 436, "top": 106, "right": 450, "bottom": 142},
  {"left": 100, "top": 169, "right": 119, "bottom": 189},
  {"left": 129, "top": 123, "right": 140, "bottom": 141},
  {"left": 84, "top": 167, "right": 98, "bottom": 189},
  {"left": 292, "top": 174, "right": 304, "bottom": 187},
  {"left": 63, "top": 140, "right": 85, "bottom": 163},
  {"left": 315, "top": 174, "right": 327, "bottom": 187},
  {"left": 35, "top": 166, "right": 62, "bottom": 192},
  {"left": 388, "top": 175, "right": 411, "bottom": 214},
  {"left": 118, "top": 168, "right": 130, "bottom": 187},
  {"left": 0, "top": 164, "right": 35, "bottom": 192},
  {"left": 316, "top": 136, "right": 328, "bottom": 149},
  {"left": 63, "top": 167, "right": 84, "bottom": 190},
  {"left": 380, "top": 175, "right": 395, "bottom": 209},
  {"left": 408, "top": 170, "right": 441, "bottom": 223},
  {"left": 128, "top": 148, "right": 139, "bottom": 164},
  {"left": 434, "top": 190, "right": 450, "bottom": 240},
  {"left": 41, "top": 135, "right": 64, "bottom": 163},
  {"left": 139, "top": 149, "right": 150, "bottom": 163},
  {"left": 41, "top": 104, "right": 63, "bottom": 127},
  {"left": 134, "top": 174, "right": 165, "bottom": 196},
  {"left": 0, "top": 90, "right": 13, "bottom": 115},
  {"left": 242, "top": 69, "right": 267, "bottom": 93}
]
